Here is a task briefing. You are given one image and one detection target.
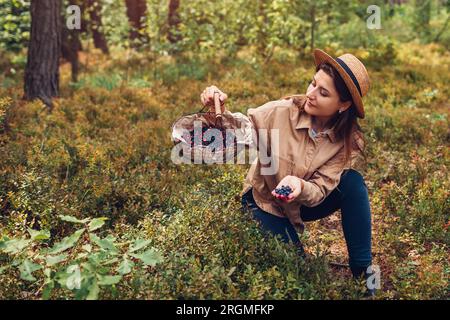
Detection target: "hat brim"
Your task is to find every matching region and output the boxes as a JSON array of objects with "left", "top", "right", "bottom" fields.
[{"left": 313, "top": 49, "right": 365, "bottom": 119}]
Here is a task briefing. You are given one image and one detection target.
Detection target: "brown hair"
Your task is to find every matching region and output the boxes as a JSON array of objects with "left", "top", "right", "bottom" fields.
[
  {"left": 284, "top": 62, "right": 365, "bottom": 167},
  {"left": 316, "top": 62, "right": 365, "bottom": 166}
]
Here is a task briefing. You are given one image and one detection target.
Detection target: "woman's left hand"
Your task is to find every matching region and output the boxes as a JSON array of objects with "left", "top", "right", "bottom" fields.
[{"left": 271, "top": 175, "right": 302, "bottom": 203}]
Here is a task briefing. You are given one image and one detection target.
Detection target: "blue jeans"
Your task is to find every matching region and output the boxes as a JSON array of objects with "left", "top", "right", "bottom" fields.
[{"left": 241, "top": 169, "right": 372, "bottom": 277}]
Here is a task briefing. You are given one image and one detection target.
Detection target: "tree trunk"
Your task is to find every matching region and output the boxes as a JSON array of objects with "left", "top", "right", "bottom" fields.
[
  {"left": 61, "top": 25, "right": 81, "bottom": 82},
  {"left": 86, "top": 0, "right": 109, "bottom": 54},
  {"left": 61, "top": 0, "right": 82, "bottom": 83},
  {"left": 434, "top": 15, "right": 449, "bottom": 42},
  {"left": 415, "top": 0, "right": 432, "bottom": 38},
  {"left": 257, "top": 0, "right": 270, "bottom": 60},
  {"left": 124, "top": 0, "right": 149, "bottom": 47},
  {"left": 310, "top": 4, "right": 316, "bottom": 53},
  {"left": 24, "top": 0, "right": 61, "bottom": 108},
  {"left": 167, "top": 0, "right": 181, "bottom": 44}
]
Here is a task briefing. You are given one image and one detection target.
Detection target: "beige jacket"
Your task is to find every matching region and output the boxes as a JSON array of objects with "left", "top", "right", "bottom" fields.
[{"left": 234, "top": 94, "right": 365, "bottom": 232}]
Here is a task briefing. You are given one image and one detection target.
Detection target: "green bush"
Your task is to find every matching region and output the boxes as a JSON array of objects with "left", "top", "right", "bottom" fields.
[
  {"left": 0, "top": 214, "right": 163, "bottom": 300},
  {"left": 0, "top": 0, "right": 30, "bottom": 52}
]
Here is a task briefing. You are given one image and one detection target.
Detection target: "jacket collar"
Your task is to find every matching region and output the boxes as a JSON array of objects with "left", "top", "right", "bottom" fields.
[{"left": 294, "top": 100, "right": 337, "bottom": 143}]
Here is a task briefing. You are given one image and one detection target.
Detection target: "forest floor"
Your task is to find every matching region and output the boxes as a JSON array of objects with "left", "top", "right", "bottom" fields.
[{"left": 0, "top": 42, "right": 448, "bottom": 299}]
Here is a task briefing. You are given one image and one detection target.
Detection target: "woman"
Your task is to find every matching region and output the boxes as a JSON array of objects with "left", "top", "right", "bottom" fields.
[{"left": 200, "top": 49, "right": 374, "bottom": 295}]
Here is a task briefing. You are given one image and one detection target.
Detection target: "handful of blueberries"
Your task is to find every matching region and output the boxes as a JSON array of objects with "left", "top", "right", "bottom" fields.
[
  {"left": 274, "top": 185, "right": 293, "bottom": 200},
  {"left": 182, "top": 126, "right": 236, "bottom": 149}
]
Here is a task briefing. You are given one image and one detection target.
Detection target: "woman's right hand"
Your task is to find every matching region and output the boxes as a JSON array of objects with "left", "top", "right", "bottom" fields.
[{"left": 200, "top": 85, "right": 228, "bottom": 113}]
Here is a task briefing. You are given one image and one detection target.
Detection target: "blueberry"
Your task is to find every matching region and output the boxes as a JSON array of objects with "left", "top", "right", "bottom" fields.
[{"left": 275, "top": 185, "right": 293, "bottom": 197}]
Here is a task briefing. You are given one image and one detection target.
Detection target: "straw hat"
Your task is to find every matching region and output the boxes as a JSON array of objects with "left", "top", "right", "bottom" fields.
[{"left": 313, "top": 49, "right": 370, "bottom": 119}]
